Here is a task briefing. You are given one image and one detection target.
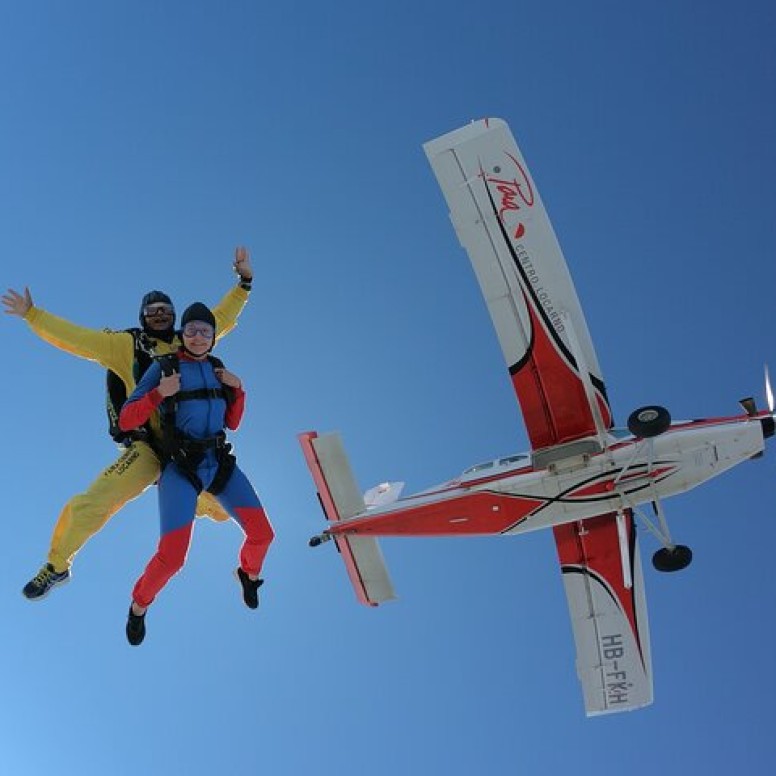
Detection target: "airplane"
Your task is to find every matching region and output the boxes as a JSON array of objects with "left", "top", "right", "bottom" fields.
[{"left": 298, "top": 118, "right": 774, "bottom": 716}]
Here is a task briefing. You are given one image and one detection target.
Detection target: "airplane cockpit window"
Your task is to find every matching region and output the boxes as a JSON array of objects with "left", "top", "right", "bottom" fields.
[
  {"left": 499, "top": 454, "right": 528, "bottom": 466},
  {"left": 463, "top": 455, "right": 528, "bottom": 477},
  {"left": 462, "top": 461, "right": 495, "bottom": 475},
  {"left": 608, "top": 428, "right": 633, "bottom": 440}
]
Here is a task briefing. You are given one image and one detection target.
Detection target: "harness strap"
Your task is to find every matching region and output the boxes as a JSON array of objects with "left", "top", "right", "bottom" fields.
[
  {"left": 207, "top": 448, "right": 237, "bottom": 496},
  {"left": 156, "top": 352, "right": 237, "bottom": 494},
  {"left": 169, "top": 433, "right": 235, "bottom": 495},
  {"left": 107, "top": 328, "right": 158, "bottom": 445},
  {"left": 176, "top": 388, "right": 228, "bottom": 402},
  {"left": 176, "top": 431, "right": 228, "bottom": 453}
]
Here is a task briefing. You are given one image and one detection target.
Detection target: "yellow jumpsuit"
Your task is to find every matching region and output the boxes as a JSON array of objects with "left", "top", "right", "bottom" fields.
[{"left": 23, "top": 284, "right": 250, "bottom": 572}]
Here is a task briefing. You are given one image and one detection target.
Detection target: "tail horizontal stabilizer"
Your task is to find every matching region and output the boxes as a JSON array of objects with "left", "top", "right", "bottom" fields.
[{"left": 299, "top": 431, "right": 396, "bottom": 606}]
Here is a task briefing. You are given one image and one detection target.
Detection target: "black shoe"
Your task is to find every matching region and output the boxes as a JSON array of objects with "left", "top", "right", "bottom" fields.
[
  {"left": 235, "top": 568, "right": 263, "bottom": 609},
  {"left": 126, "top": 605, "right": 147, "bottom": 646},
  {"left": 22, "top": 563, "right": 70, "bottom": 601}
]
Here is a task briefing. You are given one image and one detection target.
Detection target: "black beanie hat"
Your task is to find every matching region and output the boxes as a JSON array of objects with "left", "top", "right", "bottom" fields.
[{"left": 181, "top": 302, "right": 216, "bottom": 333}]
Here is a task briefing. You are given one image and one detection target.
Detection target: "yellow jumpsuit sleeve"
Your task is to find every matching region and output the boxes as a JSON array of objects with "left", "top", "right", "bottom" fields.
[
  {"left": 24, "top": 306, "right": 135, "bottom": 379},
  {"left": 212, "top": 284, "right": 249, "bottom": 342}
]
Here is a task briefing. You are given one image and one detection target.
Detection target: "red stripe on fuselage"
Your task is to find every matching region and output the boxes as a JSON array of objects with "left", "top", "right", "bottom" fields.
[
  {"left": 327, "top": 491, "right": 547, "bottom": 537},
  {"left": 567, "top": 466, "right": 677, "bottom": 499}
]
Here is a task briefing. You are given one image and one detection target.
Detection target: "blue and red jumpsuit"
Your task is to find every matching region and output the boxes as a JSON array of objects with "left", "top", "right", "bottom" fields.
[{"left": 119, "top": 350, "right": 274, "bottom": 608}]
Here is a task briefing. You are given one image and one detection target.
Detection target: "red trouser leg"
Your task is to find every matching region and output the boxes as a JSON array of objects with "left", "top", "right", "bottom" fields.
[
  {"left": 132, "top": 524, "right": 193, "bottom": 608},
  {"left": 234, "top": 507, "right": 275, "bottom": 577}
]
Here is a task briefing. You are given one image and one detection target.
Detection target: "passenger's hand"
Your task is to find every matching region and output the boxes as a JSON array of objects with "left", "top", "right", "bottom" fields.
[
  {"left": 158, "top": 372, "right": 181, "bottom": 397},
  {"left": 233, "top": 246, "right": 253, "bottom": 282},
  {"left": 215, "top": 368, "right": 242, "bottom": 389},
  {"left": 2, "top": 287, "right": 33, "bottom": 317}
]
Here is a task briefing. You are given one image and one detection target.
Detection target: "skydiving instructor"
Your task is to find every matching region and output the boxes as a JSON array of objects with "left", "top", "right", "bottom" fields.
[{"left": 2, "top": 247, "right": 254, "bottom": 600}]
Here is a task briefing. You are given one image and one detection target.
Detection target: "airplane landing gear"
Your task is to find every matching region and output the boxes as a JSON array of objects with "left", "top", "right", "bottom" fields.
[
  {"left": 627, "top": 405, "right": 671, "bottom": 438},
  {"left": 652, "top": 544, "right": 693, "bottom": 572},
  {"left": 628, "top": 497, "right": 693, "bottom": 573},
  {"left": 619, "top": 409, "right": 693, "bottom": 572}
]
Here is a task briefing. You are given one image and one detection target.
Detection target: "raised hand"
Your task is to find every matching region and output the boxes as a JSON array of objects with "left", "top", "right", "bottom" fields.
[
  {"left": 233, "top": 246, "right": 253, "bottom": 282},
  {"left": 2, "top": 287, "right": 33, "bottom": 317}
]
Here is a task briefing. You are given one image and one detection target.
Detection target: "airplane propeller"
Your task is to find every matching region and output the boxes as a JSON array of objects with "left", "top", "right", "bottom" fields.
[{"left": 738, "top": 366, "right": 774, "bottom": 430}]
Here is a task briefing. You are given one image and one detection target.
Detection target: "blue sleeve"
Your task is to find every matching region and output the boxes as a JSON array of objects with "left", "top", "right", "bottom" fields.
[{"left": 125, "top": 361, "right": 163, "bottom": 406}]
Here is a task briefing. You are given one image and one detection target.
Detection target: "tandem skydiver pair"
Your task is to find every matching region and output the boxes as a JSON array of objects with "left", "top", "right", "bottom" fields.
[{"left": 2, "top": 247, "right": 274, "bottom": 645}]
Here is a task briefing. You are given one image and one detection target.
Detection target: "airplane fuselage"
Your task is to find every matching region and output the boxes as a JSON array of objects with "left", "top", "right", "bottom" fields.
[{"left": 327, "top": 414, "right": 768, "bottom": 539}]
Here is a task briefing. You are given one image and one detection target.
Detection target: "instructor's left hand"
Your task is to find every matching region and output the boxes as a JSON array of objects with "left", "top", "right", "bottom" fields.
[{"left": 233, "top": 246, "right": 253, "bottom": 282}]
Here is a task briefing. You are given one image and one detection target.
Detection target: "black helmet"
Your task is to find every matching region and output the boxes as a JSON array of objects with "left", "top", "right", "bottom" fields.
[
  {"left": 139, "top": 290, "right": 175, "bottom": 328},
  {"left": 181, "top": 302, "right": 216, "bottom": 332}
]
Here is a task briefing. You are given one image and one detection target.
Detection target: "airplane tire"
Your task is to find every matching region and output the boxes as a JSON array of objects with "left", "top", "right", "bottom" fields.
[
  {"left": 627, "top": 405, "right": 671, "bottom": 438},
  {"left": 652, "top": 545, "right": 693, "bottom": 572}
]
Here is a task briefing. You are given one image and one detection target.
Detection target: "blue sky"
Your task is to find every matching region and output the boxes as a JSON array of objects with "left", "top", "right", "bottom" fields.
[{"left": 2, "top": 1, "right": 775, "bottom": 773}]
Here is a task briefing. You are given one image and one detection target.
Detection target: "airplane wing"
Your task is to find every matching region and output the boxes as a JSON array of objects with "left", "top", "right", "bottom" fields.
[
  {"left": 553, "top": 511, "right": 653, "bottom": 715},
  {"left": 424, "top": 119, "right": 612, "bottom": 452}
]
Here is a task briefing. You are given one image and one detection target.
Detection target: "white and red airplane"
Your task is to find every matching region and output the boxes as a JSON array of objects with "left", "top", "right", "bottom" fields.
[{"left": 298, "top": 118, "right": 774, "bottom": 716}]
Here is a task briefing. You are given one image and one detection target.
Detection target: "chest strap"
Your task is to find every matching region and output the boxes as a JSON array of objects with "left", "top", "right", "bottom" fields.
[{"left": 176, "top": 388, "right": 227, "bottom": 402}]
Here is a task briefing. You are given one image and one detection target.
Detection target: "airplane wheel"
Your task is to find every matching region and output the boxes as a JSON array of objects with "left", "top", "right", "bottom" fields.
[
  {"left": 627, "top": 405, "right": 671, "bottom": 438},
  {"left": 652, "top": 545, "right": 693, "bottom": 572}
]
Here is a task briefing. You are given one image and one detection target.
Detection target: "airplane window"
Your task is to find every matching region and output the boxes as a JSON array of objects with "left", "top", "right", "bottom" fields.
[
  {"left": 499, "top": 455, "right": 527, "bottom": 466},
  {"left": 463, "top": 461, "right": 495, "bottom": 475},
  {"left": 609, "top": 428, "right": 633, "bottom": 439}
]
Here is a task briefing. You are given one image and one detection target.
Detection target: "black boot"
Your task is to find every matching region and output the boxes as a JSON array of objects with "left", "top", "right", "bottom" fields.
[
  {"left": 126, "top": 605, "right": 147, "bottom": 646},
  {"left": 234, "top": 568, "right": 263, "bottom": 609}
]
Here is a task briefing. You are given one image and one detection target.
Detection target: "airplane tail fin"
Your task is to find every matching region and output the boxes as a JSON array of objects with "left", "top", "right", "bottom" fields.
[{"left": 298, "top": 431, "right": 396, "bottom": 606}]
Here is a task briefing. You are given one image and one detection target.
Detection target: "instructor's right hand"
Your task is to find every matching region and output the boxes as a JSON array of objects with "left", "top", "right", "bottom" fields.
[{"left": 2, "top": 287, "right": 33, "bottom": 317}]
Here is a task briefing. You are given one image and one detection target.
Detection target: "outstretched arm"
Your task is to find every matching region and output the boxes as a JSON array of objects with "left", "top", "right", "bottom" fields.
[
  {"left": 212, "top": 246, "right": 254, "bottom": 340},
  {"left": 3, "top": 286, "right": 134, "bottom": 372}
]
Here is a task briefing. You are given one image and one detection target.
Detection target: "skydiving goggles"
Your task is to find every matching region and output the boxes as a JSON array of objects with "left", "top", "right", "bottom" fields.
[
  {"left": 143, "top": 303, "right": 175, "bottom": 317},
  {"left": 182, "top": 322, "right": 215, "bottom": 338}
]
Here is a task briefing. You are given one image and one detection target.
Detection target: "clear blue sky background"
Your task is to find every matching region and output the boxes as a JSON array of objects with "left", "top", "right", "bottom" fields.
[{"left": 2, "top": 2, "right": 775, "bottom": 774}]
